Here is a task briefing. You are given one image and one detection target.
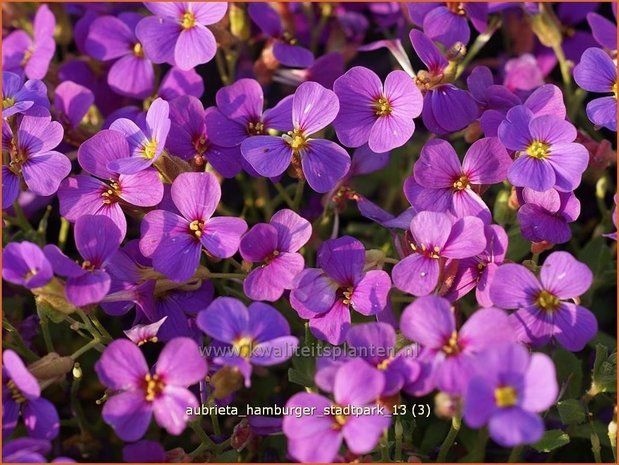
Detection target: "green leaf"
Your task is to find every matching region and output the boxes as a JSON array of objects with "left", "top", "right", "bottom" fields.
[
  {"left": 552, "top": 348, "right": 583, "bottom": 399},
  {"left": 533, "top": 429, "right": 570, "bottom": 452},
  {"left": 506, "top": 224, "right": 530, "bottom": 262},
  {"left": 287, "top": 368, "right": 313, "bottom": 388},
  {"left": 592, "top": 344, "right": 617, "bottom": 394},
  {"left": 557, "top": 399, "right": 586, "bottom": 425}
]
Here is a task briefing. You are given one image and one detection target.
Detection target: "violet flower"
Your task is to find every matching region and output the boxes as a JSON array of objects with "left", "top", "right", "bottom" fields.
[
  {"left": 498, "top": 105, "right": 589, "bottom": 192},
  {"left": 124, "top": 317, "right": 168, "bottom": 346},
  {"left": 2, "top": 241, "right": 53, "bottom": 289},
  {"left": 95, "top": 337, "right": 207, "bottom": 441},
  {"left": 290, "top": 236, "right": 391, "bottom": 345},
  {"left": 122, "top": 440, "right": 167, "bottom": 463},
  {"left": 44, "top": 215, "right": 122, "bottom": 307},
  {"left": 2, "top": 4, "right": 55, "bottom": 79},
  {"left": 588, "top": 5, "right": 617, "bottom": 51},
  {"left": 400, "top": 296, "right": 515, "bottom": 395},
  {"left": 3, "top": 349, "right": 60, "bottom": 440},
  {"left": 464, "top": 343, "right": 558, "bottom": 447},
  {"left": 332, "top": 67, "right": 423, "bottom": 153},
  {"left": 392, "top": 211, "right": 486, "bottom": 296},
  {"left": 283, "top": 359, "right": 390, "bottom": 462},
  {"left": 405, "top": 137, "right": 511, "bottom": 224},
  {"left": 240, "top": 209, "right": 312, "bottom": 302},
  {"left": 140, "top": 172, "right": 248, "bottom": 282},
  {"left": 573, "top": 47, "right": 617, "bottom": 131},
  {"left": 2, "top": 72, "right": 49, "bottom": 118},
  {"left": 2, "top": 110, "right": 71, "bottom": 209},
  {"left": 53, "top": 81, "right": 94, "bottom": 129},
  {"left": 85, "top": 13, "right": 155, "bottom": 99},
  {"left": 136, "top": 2, "right": 228, "bottom": 71},
  {"left": 241, "top": 81, "right": 351, "bottom": 193},
  {"left": 197, "top": 297, "right": 299, "bottom": 387},
  {"left": 58, "top": 129, "right": 164, "bottom": 240},
  {"left": 490, "top": 251, "right": 598, "bottom": 351}
]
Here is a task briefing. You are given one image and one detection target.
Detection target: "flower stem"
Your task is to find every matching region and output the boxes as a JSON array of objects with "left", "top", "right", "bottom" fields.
[
  {"left": 189, "top": 420, "right": 217, "bottom": 450},
  {"left": 507, "top": 445, "right": 523, "bottom": 462},
  {"left": 40, "top": 317, "right": 55, "bottom": 353},
  {"left": 58, "top": 217, "right": 70, "bottom": 251},
  {"left": 394, "top": 415, "right": 403, "bottom": 462},
  {"left": 207, "top": 272, "right": 245, "bottom": 280},
  {"left": 70, "top": 338, "right": 101, "bottom": 360},
  {"left": 437, "top": 416, "right": 461, "bottom": 462},
  {"left": 380, "top": 428, "right": 390, "bottom": 462},
  {"left": 456, "top": 17, "right": 502, "bottom": 79},
  {"left": 292, "top": 179, "right": 305, "bottom": 211},
  {"left": 3, "top": 318, "right": 39, "bottom": 362},
  {"left": 274, "top": 182, "right": 296, "bottom": 209}
]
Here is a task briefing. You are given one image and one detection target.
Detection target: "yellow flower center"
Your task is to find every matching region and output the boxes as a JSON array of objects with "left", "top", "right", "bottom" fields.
[
  {"left": 181, "top": 11, "right": 196, "bottom": 29},
  {"left": 144, "top": 373, "right": 165, "bottom": 401},
  {"left": 142, "top": 140, "right": 158, "bottom": 160},
  {"left": 377, "top": 358, "right": 392, "bottom": 371},
  {"left": 331, "top": 412, "right": 348, "bottom": 430},
  {"left": 247, "top": 121, "right": 265, "bottom": 136},
  {"left": 233, "top": 336, "right": 255, "bottom": 359},
  {"left": 7, "top": 379, "right": 26, "bottom": 404},
  {"left": 101, "top": 180, "right": 121, "bottom": 205},
  {"left": 452, "top": 174, "right": 470, "bottom": 191},
  {"left": 81, "top": 260, "right": 96, "bottom": 271},
  {"left": 535, "top": 289, "right": 560, "bottom": 312},
  {"left": 447, "top": 2, "right": 466, "bottom": 15},
  {"left": 133, "top": 42, "right": 144, "bottom": 58},
  {"left": 494, "top": 386, "right": 518, "bottom": 408},
  {"left": 137, "top": 336, "right": 158, "bottom": 346},
  {"left": 340, "top": 286, "right": 354, "bottom": 305},
  {"left": 373, "top": 96, "right": 392, "bottom": 117},
  {"left": 442, "top": 330, "right": 461, "bottom": 356},
  {"left": 189, "top": 220, "right": 205, "bottom": 238},
  {"left": 526, "top": 140, "right": 550, "bottom": 160},
  {"left": 284, "top": 129, "right": 308, "bottom": 152},
  {"left": 3, "top": 97, "right": 15, "bottom": 109},
  {"left": 612, "top": 81, "right": 617, "bottom": 99}
]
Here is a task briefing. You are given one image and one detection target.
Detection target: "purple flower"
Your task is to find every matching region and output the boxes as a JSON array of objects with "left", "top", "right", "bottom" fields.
[
  {"left": 503, "top": 54, "right": 545, "bottom": 93},
  {"left": 248, "top": 3, "right": 314, "bottom": 68},
  {"left": 283, "top": 359, "right": 390, "bottom": 462},
  {"left": 158, "top": 66, "right": 205, "bottom": 101},
  {"left": 290, "top": 236, "right": 391, "bottom": 345},
  {"left": 136, "top": 2, "right": 228, "bottom": 71},
  {"left": 85, "top": 13, "right": 155, "bottom": 99},
  {"left": 463, "top": 343, "right": 558, "bottom": 447},
  {"left": 54, "top": 81, "right": 94, "bottom": 129},
  {"left": 44, "top": 215, "right": 122, "bottom": 307},
  {"left": 490, "top": 251, "right": 598, "bottom": 351},
  {"left": 2, "top": 110, "right": 71, "bottom": 209},
  {"left": 122, "top": 440, "right": 167, "bottom": 463},
  {"left": 166, "top": 95, "right": 242, "bottom": 177},
  {"left": 2, "top": 5, "right": 55, "bottom": 79},
  {"left": 446, "top": 224, "right": 508, "bottom": 307},
  {"left": 3, "top": 349, "right": 60, "bottom": 440},
  {"left": 107, "top": 97, "right": 171, "bottom": 174},
  {"left": 408, "top": 2, "right": 488, "bottom": 48},
  {"left": 498, "top": 105, "right": 589, "bottom": 192},
  {"left": 517, "top": 187, "right": 580, "bottom": 244},
  {"left": 124, "top": 317, "right": 168, "bottom": 346},
  {"left": 332, "top": 67, "right": 422, "bottom": 152},
  {"left": 588, "top": 6, "right": 617, "bottom": 51},
  {"left": 2, "top": 72, "right": 49, "bottom": 118},
  {"left": 204, "top": 78, "right": 293, "bottom": 151},
  {"left": 467, "top": 66, "right": 520, "bottom": 121},
  {"left": 197, "top": 297, "right": 299, "bottom": 386},
  {"left": 241, "top": 81, "right": 351, "bottom": 193},
  {"left": 573, "top": 48, "right": 617, "bottom": 132},
  {"left": 400, "top": 296, "right": 515, "bottom": 395},
  {"left": 240, "top": 209, "right": 311, "bottom": 302},
  {"left": 405, "top": 137, "right": 511, "bottom": 224},
  {"left": 58, "top": 129, "right": 164, "bottom": 239},
  {"left": 2, "top": 241, "right": 53, "bottom": 289},
  {"left": 2, "top": 438, "right": 53, "bottom": 463},
  {"left": 140, "top": 172, "right": 248, "bottom": 282},
  {"left": 95, "top": 337, "right": 207, "bottom": 441},
  {"left": 274, "top": 52, "right": 345, "bottom": 89},
  {"left": 410, "top": 30, "right": 479, "bottom": 135},
  {"left": 392, "top": 211, "right": 486, "bottom": 296},
  {"left": 605, "top": 194, "right": 617, "bottom": 241}
]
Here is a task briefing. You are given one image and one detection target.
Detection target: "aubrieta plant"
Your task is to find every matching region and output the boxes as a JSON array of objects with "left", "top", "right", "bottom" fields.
[{"left": 1, "top": 2, "right": 617, "bottom": 464}]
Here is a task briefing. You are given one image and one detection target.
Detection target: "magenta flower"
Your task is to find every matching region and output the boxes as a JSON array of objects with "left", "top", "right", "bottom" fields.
[
  {"left": 392, "top": 211, "right": 486, "bottom": 296},
  {"left": 400, "top": 296, "right": 515, "bottom": 395},
  {"left": 140, "top": 172, "right": 248, "bottom": 282},
  {"left": 2, "top": 241, "right": 53, "bottom": 289},
  {"left": 283, "top": 359, "right": 390, "bottom": 462},
  {"left": 290, "top": 236, "right": 391, "bottom": 345},
  {"left": 405, "top": 137, "right": 511, "bottom": 224},
  {"left": 490, "top": 251, "right": 598, "bottom": 351},
  {"left": 517, "top": 188, "right": 580, "bottom": 244},
  {"left": 241, "top": 81, "right": 351, "bottom": 193},
  {"left": 464, "top": 343, "right": 558, "bottom": 447},
  {"left": 196, "top": 297, "right": 299, "bottom": 387},
  {"left": 95, "top": 337, "right": 207, "bottom": 441},
  {"left": 3, "top": 350, "right": 60, "bottom": 440},
  {"left": 85, "top": 13, "right": 155, "bottom": 99},
  {"left": 240, "top": 209, "right": 311, "bottom": 302},
  {"left": 2, "top": 72, "right": 49, "bottom": 118},
  {"left": 573, "top": 47, "right": 617, "bottom": 131},
  {"left": 2, "top": 111, "right": 70, "bottom": 209},
  {"left": 53, "top": 81, "right": 94, "bottom": 129},
  {"left": 2, "top": 4, "right": 55, "bottom": 79},
  {"left": 44, "top": 215, "right": 122, "bottom": 307},
  {"left": 332, "top": 67, "right": 422, "bottom": 152},
  {"left": 107, "top": 98, "right": 171, "bottom": 174},
  {"left": 136, "top": 2, "right": 228, "bottom": 71},
  {"left": 498, "top": 105, "right": 589, "bottom": 192},
  {"left": 410, "top": 30, "right": 478, "bottom": 135},
  {"left": 124, "top": 317, "right": 168, "bottom": 346},
  {"left": 58, "top": 129, "right": 164, "bottom": 240}
]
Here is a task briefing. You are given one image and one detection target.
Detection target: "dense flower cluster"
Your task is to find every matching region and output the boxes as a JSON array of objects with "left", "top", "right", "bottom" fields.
[{"left": 2, "top": 2, "right": 617, "bottom": 463}]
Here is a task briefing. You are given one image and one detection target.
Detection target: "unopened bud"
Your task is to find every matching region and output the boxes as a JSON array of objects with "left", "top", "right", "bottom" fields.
[
  {"left": 529, "top": 6, "right": 562, "bottom": 48},
  {"left": 28, "top": 353, "right": 74, "bottom": 384},
  {"left": 229, "top": 4, "right": 250, "bottom": 41},
  {"left": 210, "top": 366, "right": 244, "bottom": 399},
  {"left": 364, "top": 249, "right": 386, "bottom": 270}
]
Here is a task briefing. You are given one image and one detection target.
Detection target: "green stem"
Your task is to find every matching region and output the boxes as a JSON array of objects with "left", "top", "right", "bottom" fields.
[
  {"left": 383, "top": 257, "right": 400, "bottom": 265},
  {"left": 456, "top": 17, "right": 502, "bottom": 79},
  {"left": 208, "top": 272, "right": 245, "bottom": 280},
  {"left": 507, "top": 445, "right": 523, "bottom": 462},
  {"left": 12, "top": 201, "right": 33, "bottom": 233},
  {"left": 380, "top": 428, "right": 390, "bottom": 462},
  {"left": 274, "top": 182, "right": 295, "bottom": 209},
  {"left": 437, "top": 416, "right": 461, "bottom": 462},
  {"left": 189, "top": 420, "right": 217, "bottom": 450},
  {"left": 40, "top": 318, "right": 55, "bottom": 353},
  {"left": 215, "top": 50, "right": 230, "bottom": 85},
  {"left": 3, "top": 318, "right": 39, "bottom": 362},
  {"left": 394, "top": 415, "right": 403, "bottom": 462},
  {"left": 70, "top": 338, "right": 101, "bottom": 360},
  {"left": 292, "top": 180, "right": 305, "bottom": 211},
  {"left": 58, "top": 218, "right": 70, "bottom": 251}
]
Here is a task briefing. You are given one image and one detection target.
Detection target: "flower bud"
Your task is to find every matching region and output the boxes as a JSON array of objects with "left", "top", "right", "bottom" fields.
[
  {"left": 28, "top": 352, "right": 74, "bottom": 385},
  {"left": 210, "top": 366, "right": 244, "bottom": 399},
  {"left": 529, "top": 6, "right": 562, "bottom": 48},
  {"left": 229, "top": 4, "right": 250, "bottom": 41}
]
